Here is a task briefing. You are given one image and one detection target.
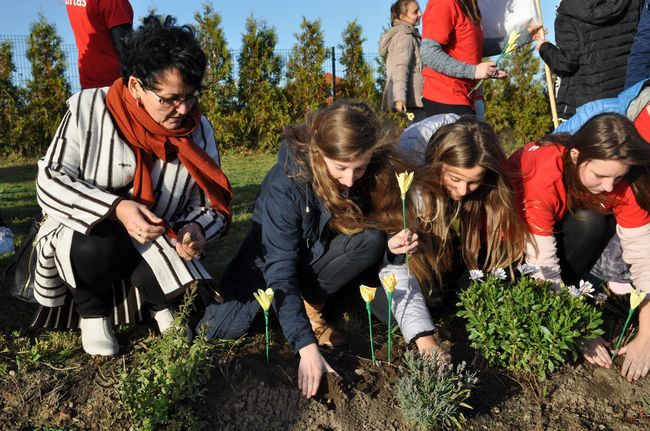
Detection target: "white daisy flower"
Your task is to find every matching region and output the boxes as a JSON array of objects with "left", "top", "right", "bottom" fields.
[
  {"left": 469, "top": 269, "right": 484, "bottom": 281},
  {"left": 578, "top": 280, "right": 594, "bottom": 296},
  {"left": 491, "top": 268, "right": 507, "bottom": 280}
]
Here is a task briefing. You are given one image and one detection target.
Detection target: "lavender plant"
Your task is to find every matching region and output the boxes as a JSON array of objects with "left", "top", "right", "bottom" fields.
[{"left": 396, "top": 350, "right": 478, "bottom": 430}]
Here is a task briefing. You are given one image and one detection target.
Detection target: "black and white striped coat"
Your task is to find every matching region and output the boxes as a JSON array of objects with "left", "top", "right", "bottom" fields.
[{"left": 33, "top": 88, "right": 227, "bottom": 308}]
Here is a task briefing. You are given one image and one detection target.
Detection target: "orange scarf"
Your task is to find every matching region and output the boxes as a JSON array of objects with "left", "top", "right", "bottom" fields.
[{"left": 105, "top": 78, "right": 232, "bottom": 233}]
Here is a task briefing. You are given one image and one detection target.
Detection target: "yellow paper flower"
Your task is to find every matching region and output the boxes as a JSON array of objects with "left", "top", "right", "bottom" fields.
[
  {"left": 630, "top": 287, "right": 647, "bottom": 310},
  {"left": 253, "top": 288, "right": 274, "bottom": 311},
  {"left": 504, "top": 31, "right": 520, "bottom": 54},
  {"left": 381, "top": 273, "right": 397, "bottom": 293},
  {"left": 395, "top": 171, "right": 414, "bottom": 198},
  {"left": 360, "top": 285, "right": 377, "bottom": 303},
  {"left": 406, "top": 112, "right": 414, "bottom": 121}
]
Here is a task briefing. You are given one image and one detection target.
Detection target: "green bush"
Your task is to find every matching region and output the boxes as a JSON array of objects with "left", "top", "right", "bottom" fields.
[
  {"left": 457, "top": 273, "right": 604, "bottom": 379},
  {"left": 18, "top": 13, "right": 70, "bottom": 157},
  {"left": 0, "top": 41, "right": 26, "bottom": 156},
  {"left": 396, "top": 350, "right": 478, "bottom": 430},
  {"left": 484, "top": 48, "right": 554, "bottom": 154},
  {"left": 119, "top": 285, "right": 214, "bottom": 431},
  {"left": 338, "top": 20, "right": 379, "bottom": 107}
]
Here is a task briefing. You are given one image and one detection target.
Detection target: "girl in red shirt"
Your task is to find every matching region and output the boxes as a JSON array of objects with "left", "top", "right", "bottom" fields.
[
  {"left": 508, "top": 113, "right": 650, "bottom": 382},
  {"left": 420, "top": 0, "right": 542, "bottom": 116}
]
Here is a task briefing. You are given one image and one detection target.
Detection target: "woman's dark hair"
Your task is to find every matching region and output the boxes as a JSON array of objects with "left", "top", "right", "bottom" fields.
[
  {"left": 540, "top": 113, "right": 650, "bottom": 212},
  {"left": 120, "top": 15, "right": 206, "bottom": 91}
]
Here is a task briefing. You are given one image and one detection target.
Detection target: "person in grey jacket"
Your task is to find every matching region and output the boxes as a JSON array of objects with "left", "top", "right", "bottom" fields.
[{"left": 380, "top": 0, "right": 425, "bottom": 123}]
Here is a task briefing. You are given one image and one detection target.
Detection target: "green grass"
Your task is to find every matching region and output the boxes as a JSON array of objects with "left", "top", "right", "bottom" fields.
[
  {"left": 0, "top": 153, "right": 276, "bottom": 279},
  {"left": 0, "top": 160, "right": 39, "bottom": 246}
]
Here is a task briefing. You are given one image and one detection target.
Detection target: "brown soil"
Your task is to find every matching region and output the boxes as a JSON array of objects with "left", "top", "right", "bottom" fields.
[{"left": 1, "top": 291, "right": 650, "bottom": 431}]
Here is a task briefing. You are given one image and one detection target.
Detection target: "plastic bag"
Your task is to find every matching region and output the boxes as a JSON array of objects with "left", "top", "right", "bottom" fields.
[
  {"left": 479, "top": 0, "right": 541, "bottom": 39},
  {"left": 0, "top": 226, "right": 15, "bottom": 255}
]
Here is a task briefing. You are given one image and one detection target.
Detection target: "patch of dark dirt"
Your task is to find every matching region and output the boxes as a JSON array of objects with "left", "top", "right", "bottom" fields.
[{"left": 1, "top": 291, "right": 650, "bottom": 430}]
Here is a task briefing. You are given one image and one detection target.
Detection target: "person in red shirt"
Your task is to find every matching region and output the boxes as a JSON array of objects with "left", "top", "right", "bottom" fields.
[
  {"left": 508, "top": 113, "right": 650, "bottom": 382},
  {"left": 419, "top": 0, "right": 542, "bottom": 117},
  {"left": 66, "top": 0, "right": 133, "bottom": 89}
]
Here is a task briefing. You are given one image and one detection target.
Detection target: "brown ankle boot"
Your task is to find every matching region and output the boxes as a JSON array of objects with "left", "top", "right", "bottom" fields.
[{"left": 302, "top": 299, "right": 346, "bottom": 347}]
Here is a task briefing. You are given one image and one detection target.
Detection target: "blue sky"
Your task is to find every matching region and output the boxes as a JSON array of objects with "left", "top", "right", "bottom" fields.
[{"left": 4, "top": 0, "right": 560, "bottom": 51}]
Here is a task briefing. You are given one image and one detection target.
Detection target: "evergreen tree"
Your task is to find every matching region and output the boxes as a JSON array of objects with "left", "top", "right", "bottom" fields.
[
  {"left": 19, "top": 14, "right": 70, "bottom": 157},
  {"left": 194, "top": 3, "right": 238, "bottom": 150},
  {"left": 0, "top": 42, "right": 25, "bottom": 156},
  {"left": 285, "top": 17, "right": 328, "bottom": 122},
  {"left": 338, "top": 20, "right": 378, "bottom": 106},
  {"left": 235, "top": 16, "right": 288, "bottom": 152},
  {"left": 483, "top": 48, "right": 553, "bottom": 154}
]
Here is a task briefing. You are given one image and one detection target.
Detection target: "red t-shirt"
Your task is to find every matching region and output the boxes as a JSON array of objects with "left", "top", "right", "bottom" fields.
[
  {"left": 66, "top": 0, "right": 133, "bottom": 89},
  {"left": 508, "top": 142, "right": 650, "bottom": 236},
  {"left": 421, "top": 0, "right": 483, "bottom": 106},
  {"left": 634, "top": 106, "right": 650, "bottom": 143}
]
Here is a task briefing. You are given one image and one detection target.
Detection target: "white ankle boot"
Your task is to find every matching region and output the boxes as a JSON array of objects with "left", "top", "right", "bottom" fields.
[
  {"left": 79, "top": 316, "right": 119, "bottom": 356},
  {"left": 151, "top": 308, "right": 193, "bottom": 340},
  {"left": 151, "top": 308, "right": 175, "bottom": 333}
]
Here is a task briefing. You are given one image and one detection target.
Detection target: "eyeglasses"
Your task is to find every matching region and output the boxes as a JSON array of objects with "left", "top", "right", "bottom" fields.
[{"left": 137, "top": 79, "right": 201, "bottom": 108}]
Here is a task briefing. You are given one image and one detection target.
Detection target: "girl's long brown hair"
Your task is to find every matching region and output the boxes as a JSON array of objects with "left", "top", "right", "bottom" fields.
[
  {"left": 539, "top": 113, "right": 650, "bottom": 213},
  {"left": 373, "top": 117, "right": 528, "bottom": 295},
  {"left": 424, "top": 118, "right": 527, "bottom": 275},
  {"left": 281, "top": 100, "right": 401, "bottom": 235},
  {"left": 458, "top": 0, "right": 481, "bottom": 24}
]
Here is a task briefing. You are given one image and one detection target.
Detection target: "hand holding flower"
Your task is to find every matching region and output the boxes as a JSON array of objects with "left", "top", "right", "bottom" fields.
[{"left": 388, "top": 228, "right": 419, "bottom": 255}]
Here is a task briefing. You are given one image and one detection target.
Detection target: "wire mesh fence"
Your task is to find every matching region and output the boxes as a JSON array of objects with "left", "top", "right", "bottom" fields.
[{"left": 1, "top": 35, "right": 381, "bottom": 94}]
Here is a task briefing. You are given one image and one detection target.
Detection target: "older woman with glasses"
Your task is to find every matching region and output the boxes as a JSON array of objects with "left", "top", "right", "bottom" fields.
[{"left": 31, "top": 15, "right": 232, "bottom": 356}]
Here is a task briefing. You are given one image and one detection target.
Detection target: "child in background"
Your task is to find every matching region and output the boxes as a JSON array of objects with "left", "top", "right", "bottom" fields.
[{"left": 380, "top": 0, "right": 426, "bottom": 123}]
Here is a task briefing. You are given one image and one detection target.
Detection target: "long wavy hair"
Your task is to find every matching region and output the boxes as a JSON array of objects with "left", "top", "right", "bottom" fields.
[
  {"left": 281, "top": 100, "right": 402, "bottom": 235},
  {"left": 458, "top": 0, "right": 481, "bottom": 24},
  {"left": 372, "top": 117, "right": 526, "bottom": 294},
  {"left": 539, "top": 113, "right": 650, "bottom": 212},
  {"left": 420, "top": 118, "right": 528, "bottom": 274}
]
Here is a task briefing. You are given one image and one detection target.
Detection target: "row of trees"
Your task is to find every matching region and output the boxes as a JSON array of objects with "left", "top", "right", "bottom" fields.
[{"left": 0, "top": 6, "right": 552, "bottom": 158}]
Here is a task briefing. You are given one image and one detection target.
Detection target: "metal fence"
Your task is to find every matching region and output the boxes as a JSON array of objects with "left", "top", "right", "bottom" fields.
[{"left": 1, "top": 35, "right": 380, "bottom": 94}]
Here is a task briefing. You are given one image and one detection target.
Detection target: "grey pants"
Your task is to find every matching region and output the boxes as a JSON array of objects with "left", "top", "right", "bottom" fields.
[{"left": 590, "top": 233, "right": 632, "bottom": 283}]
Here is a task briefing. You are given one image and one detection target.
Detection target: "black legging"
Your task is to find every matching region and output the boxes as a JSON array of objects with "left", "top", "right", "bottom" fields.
[
  {"left": 555, "top": 209, "right": 616, "bottom": 285},
  {"left": 69, "top": 220, "right": 167, "bottom": 317},
  {"left": 422, "top": 98, "right": 476, "bottom": 118}
]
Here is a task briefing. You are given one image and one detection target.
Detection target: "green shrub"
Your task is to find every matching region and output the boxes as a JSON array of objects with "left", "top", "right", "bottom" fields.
[
  {"left": 119, "top": 285, "right": 214, "bottom": 431},
  {"left": 18, "top": 13, "right": 70, "bottom": 157},
  {"left": 396, "top": 350, "right": 478, "bottom": 430},
  {"left": 457, "top": 272, "right": 604, "bottom": 379}
]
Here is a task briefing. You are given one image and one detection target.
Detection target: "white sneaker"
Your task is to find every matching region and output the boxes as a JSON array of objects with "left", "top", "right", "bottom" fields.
[
  {"left": 151, "top": 308, "right": 175, "bottom": 333},
  {"left": 79, "top": 316, "right": 119, "bottom": 356}
]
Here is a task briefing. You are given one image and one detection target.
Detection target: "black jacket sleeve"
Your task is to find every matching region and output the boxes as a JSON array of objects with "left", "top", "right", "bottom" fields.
[{"left": 539, "top": 14, "right": 581, "bottom": 75}]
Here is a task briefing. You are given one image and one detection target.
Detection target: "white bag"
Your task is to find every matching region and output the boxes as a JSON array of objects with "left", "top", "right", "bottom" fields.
[{"left": 479, "top": 0, "right": 541, "bottom": 39}]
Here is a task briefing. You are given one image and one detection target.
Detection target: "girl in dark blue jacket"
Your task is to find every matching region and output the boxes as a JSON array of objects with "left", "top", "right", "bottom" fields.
[{"left": 199, "top": 101, "right": 417, "bottom": 398}]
